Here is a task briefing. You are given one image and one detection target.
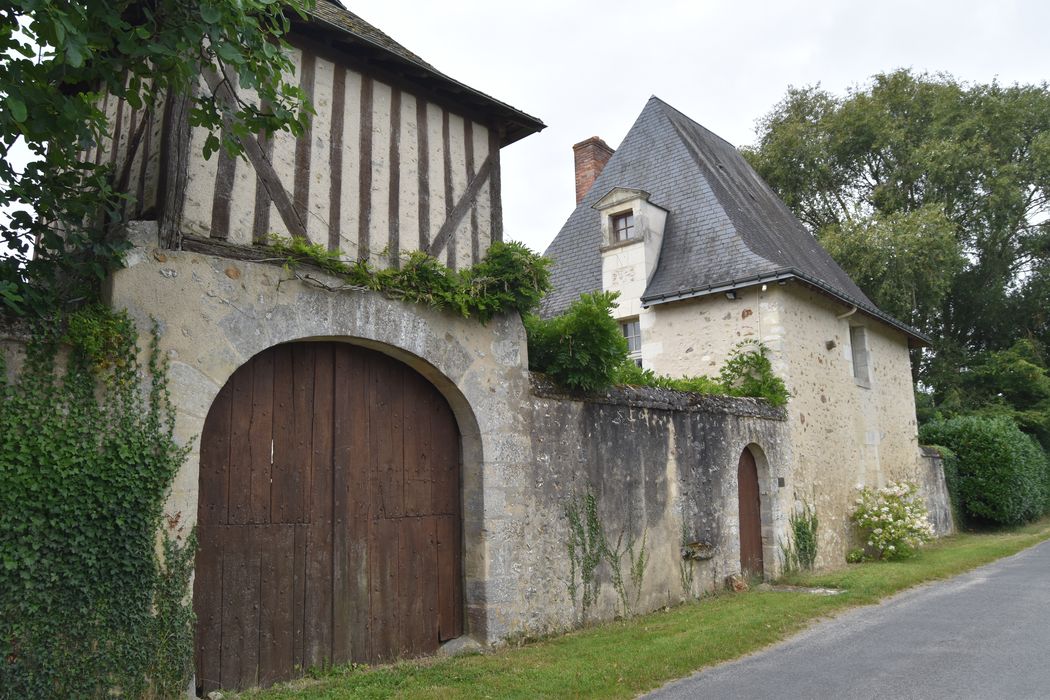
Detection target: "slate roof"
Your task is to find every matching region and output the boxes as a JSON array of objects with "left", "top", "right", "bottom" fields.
[
  {"left": 543, "top": 97, "right": 927, "bottom": 345},
  {"left": 300, "top": 1, "right": 545, "bottom": 145}
]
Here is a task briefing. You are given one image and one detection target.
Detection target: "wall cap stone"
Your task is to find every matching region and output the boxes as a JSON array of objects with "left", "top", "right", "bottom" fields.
[{"left": 529, "top": 373, "right": 787, "bottom": 420}]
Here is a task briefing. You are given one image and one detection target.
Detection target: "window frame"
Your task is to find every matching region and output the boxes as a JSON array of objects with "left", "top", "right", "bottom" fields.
[
  {"left": 620, "top": 317, "right": 642, "bottom": 367},
  {"left": 611, "top": 210, "right": 636, "bottom": 243},
  {"left": 849, "top": 325, "right": 870, "bottom": 388}
]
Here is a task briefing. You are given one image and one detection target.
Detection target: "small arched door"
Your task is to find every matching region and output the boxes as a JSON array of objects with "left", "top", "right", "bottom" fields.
[
  {"left": 737, "top": 447, "right": 764, "bottom": 577},
  {"left": 193, "top": 342, "right": 462, "bottom": 693}
]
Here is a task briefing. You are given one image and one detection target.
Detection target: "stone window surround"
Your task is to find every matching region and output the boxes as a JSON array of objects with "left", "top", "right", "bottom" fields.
[
  {"left": 620, "top": 316, "right": 642, "bottom": 366},
  {"left": 850, "top": 324, "right": 871, "bottom": 388}
]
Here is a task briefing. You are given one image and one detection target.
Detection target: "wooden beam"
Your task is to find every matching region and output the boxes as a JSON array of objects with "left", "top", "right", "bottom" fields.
[
  {"left": 202, "top": 67, "right": 308, "bottom": 239},
  {"left": 426, "top": 156, "right": 492, "bottom": 260}
]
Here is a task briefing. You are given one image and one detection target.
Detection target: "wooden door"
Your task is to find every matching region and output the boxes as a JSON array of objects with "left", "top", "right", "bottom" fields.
[
  {"left": 737, "top": 447, "right": 764, "bottom": 578},
  {"left": 193, "top": 342, "right": 462, "bottom": 693}
]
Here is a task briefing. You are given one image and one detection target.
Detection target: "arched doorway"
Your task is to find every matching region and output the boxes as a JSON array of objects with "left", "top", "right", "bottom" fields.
[
  {"left": 193, "top": 342, "right": 462, "bottom": 693},
  {"left": 737, "top": 446, "right": 764, "bottom": 578}
]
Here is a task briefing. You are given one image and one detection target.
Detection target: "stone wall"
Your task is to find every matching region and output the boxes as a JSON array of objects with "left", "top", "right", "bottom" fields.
[{"left": 506, "top": 378, "right": 791, "bottom": 637}]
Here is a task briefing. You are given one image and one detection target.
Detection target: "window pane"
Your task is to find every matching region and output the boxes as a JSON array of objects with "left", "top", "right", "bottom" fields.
[{"left": 621, "top": 319, "right": 641, "bottom": 354}]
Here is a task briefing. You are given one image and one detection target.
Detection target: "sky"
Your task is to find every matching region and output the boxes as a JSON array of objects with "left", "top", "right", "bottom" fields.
[{"left": 345, "top": 0, "right": 1050, "bottom": 254}]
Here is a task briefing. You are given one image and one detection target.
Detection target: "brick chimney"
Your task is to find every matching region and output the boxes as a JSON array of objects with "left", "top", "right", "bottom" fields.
[{"left": 573, "top": 136, "right": 614, "bottom": 205}]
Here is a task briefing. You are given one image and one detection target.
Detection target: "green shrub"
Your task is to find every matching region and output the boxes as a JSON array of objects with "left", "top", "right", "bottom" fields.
[
  {"left": 719, "top": 340, "right": 790, "bottom": 407},
  {"left": 611, "top": 360, "right": 724, "bottom": 394},
  {"left": 525, "top": 291, "right": 629, "bottom": 392},
  {"left": 920, "top": 415, "right": 1049, "bottom": 526},
  {"left": 851, "top": 481, "right": 934, "bottom": 559},
  {"left": 0, "top": 312, "right": 193, "bottom": 697}
]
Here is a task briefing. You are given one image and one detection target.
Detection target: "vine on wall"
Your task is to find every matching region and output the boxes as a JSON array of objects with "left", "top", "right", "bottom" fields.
[{"left": 0, "top": 307, "right": 193, "bottom": 698}]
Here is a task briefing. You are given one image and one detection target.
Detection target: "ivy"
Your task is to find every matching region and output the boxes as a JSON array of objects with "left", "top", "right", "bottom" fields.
[
  {"left": 0, "top": 310, "right": 193, "bottom": 698},
  {"left": 268, "top": 235, "right": 552, "bottom": 323}
]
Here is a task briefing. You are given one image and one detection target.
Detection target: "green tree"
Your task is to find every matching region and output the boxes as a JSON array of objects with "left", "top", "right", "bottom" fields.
[
  {"left": 0, "top": 0, "right": 313, "bottom": 316},
  {"left": 745, "top": 70, "right": 1050, "bottom": 398}
]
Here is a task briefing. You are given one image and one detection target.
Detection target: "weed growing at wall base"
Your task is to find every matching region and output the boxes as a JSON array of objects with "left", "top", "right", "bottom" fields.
[{"left": 0, "top": 308, "right": 193, "bottom": 698}]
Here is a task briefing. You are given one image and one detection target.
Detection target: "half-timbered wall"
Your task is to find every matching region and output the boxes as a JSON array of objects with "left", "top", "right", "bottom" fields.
[{"left": 95, "top": 44, "right": 501, "bottom": 271}]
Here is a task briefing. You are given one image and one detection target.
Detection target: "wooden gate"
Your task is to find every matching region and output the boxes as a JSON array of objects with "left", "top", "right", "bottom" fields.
[
  {"left": 737, "top": 447, "right": 764, "bottom": 578},
  {"left": 193, "top": 342, "right": 462, "bottom": 693}
]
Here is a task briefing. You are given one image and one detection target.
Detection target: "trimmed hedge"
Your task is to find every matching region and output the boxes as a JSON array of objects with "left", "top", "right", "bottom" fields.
[{"left": 920, "top": 415, "right": 1050, "bottom": 526}]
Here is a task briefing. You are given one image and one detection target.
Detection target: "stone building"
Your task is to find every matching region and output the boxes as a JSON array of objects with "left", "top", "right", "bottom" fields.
[
  {"left": 57, "top": 3, "right": 953, "bottom": 694},
  {"left": 544, "top": 96, "right": 951, "bottom": 568}
]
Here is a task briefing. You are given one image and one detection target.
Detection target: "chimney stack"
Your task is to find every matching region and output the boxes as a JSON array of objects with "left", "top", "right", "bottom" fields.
[{"left": 572, "top": 136, "right": 614, "bottom": 205}]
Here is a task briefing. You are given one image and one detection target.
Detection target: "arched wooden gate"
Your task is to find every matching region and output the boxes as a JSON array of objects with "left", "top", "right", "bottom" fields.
[
  {"left": 737, "top": 446, "right": 764, "bottom": 578},
  {"left": 193, "top": 342, "right": 463, "bottom": 693}
]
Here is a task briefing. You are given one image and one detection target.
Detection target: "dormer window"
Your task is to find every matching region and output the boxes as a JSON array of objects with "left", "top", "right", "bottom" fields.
[{"left": 613, "top": 211, "right": 635, "bottom": 242}]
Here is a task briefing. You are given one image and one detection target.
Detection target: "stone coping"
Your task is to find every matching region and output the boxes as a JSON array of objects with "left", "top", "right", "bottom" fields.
[{"left": 529, "top": 373, "right": 787, "bottom": 421}]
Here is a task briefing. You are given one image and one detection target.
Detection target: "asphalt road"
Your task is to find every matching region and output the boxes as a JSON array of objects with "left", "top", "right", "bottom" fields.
[{"left": 643, "top": 539, "right": 1050, "bottom": 700}]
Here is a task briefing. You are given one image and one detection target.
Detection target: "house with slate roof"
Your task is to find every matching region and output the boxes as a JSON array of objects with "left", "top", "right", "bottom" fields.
[{"left": 545, "top": 96, "right": 937, "bottom": 565}]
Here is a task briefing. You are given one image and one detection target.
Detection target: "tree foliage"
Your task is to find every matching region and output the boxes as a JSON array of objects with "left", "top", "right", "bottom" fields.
[
  {"left": 745, "top": 69, "right": 1050, "bottom": 419},
  {"left": 0, "top": 0, "right": 312, "bottom": 315}
]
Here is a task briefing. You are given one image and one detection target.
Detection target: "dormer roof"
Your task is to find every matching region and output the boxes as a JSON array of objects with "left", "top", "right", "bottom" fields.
[{"left": 543, "top": 96, "right": 928, "bottom": 345}]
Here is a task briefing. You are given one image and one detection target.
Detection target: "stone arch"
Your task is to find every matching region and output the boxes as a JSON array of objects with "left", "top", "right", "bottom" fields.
[
  {"left": 193, "top": 339, "right": 472, "bottom": 691},
  {"left": 108, "top": 253, "right": 533, "bottom": 648}
]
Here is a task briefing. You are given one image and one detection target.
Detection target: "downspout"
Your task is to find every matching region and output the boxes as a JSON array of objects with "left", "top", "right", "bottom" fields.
[{"left": 836, "top": 305, "right": 858, "bottom": 320}]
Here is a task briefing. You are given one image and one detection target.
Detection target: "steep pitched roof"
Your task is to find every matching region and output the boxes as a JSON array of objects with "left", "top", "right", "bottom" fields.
[
  {"left": 543, "top": 97, "right": 927, "bottom": 345},
  {"left": 299, "top": 2, "right": 545, "bottom": 145}
]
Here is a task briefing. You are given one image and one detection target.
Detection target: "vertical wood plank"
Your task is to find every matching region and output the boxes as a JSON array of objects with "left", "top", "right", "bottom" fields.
[
  {"left": 328, "top": 64, "right": 347, "bottom": 252},
  {"left": 198, "top": 386, "right": 231, "bottom": 525},
  {"left": 193, "top": 525, "right": 224, "bottom": 694},
  {"left": 347, "top": 347, "right": 372, "bottom": 662},
  {"left": 271, "top": 345, "right": 295, "bottom": 523},
  {"left": 369, "top": 516, "right": 400, "bottom": 661},
  {"left": 416, "top": 98, "right": 430, "bottom": 250},
  {"left": 304, "top": 343, "right": 334, "bottom": 669},
  {"left": 431, "top": 391, "right": 459, "bottom": 517},
  {"left": 464, "top": 120, "right": 479, "bottom": 265},
  {"left": 435, "top": 515, "right": 463, "bottom": 641},
  {"left": 227, "top": 360, "right": 255, "bottom": 525},
  {"left": 258, "top": 526, "right": 295, "bottom": 688},
  {"left": 488, "top": 129, "right": 503, "bottom": 243},
  {"left": 331, "top": 344, "right": 352, "bottom": 663},
  {"left": 292, "top": 344, "right": 316, "bottom": 522},
  {"left": 370, "top": 355, "right": 404, "bottom": 519},
  {"left": 220, "top": 527, "right": 261, "bottom": 689},
  {"left": 210, "top": 134, "right": 236, "bottom": 239},
  {"left": 293, "top": 52, "right": 316, "bottom": 226},
  {"left": 249, "top": 349, "right": 275, "bottom": 524},
  {"left": 252, "top": 106, "right": 274, "bottom": 244},
  {"left": 388, "top": 88, "right": 401, "bottom": 267},
  {"left": 357, "top": 76, "right": 374, "bottom": 261},
  {"left": 399, "top": 517, "right": 433, "bottom": 656},
  {"left": 441, "top": 109, "right": 454, "bottom": 269},
  {"left": 403, "top": 372, "right": 431, "bottom": 517},
  {"left": 292, "top": 522, "right": 308, "bottom": 673}
]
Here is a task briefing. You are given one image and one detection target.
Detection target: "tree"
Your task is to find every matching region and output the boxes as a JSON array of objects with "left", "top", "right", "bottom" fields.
[
  {"left": 744, "top": 70, "right": 1050, "bottom": 399},
  {"left": 0, "top": 0, "right": 313, "bottom": 316}
]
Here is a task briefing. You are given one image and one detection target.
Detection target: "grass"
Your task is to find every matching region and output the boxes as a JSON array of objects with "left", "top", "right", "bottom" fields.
[{"left": 235, "top": 520, "right": 1050, "bottom": 700}]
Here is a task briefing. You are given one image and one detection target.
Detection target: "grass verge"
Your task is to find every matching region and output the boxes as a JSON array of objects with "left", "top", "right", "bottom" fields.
[{"left": 235, "top": 520, "right": 1050, "bottom": 700}]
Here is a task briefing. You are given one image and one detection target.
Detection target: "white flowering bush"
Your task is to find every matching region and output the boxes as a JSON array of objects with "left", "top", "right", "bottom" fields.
[{"left": 851, "top": 481, "right": 935, "bottom": 560}]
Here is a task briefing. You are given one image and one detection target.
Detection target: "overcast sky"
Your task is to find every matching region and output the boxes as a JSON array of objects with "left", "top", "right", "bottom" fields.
[{"left": 348, "top": 0, "right": 1050, "bottom": 254}]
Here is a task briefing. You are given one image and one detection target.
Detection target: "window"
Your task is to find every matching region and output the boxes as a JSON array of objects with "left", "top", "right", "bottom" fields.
[
  {"left": 850, "top": 326, "right": 870, "bottom": 387},
  {"left": 612, "top": 211, "right": 635, "bottom": 242},
  {"left": 621, "top": 318, "right": 642, "bottom": 367}
]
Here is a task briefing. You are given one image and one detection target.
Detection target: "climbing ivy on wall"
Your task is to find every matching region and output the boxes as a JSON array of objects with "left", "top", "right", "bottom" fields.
[{"left": 0, "top": 307, "right": 193, "bottom": 698}]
